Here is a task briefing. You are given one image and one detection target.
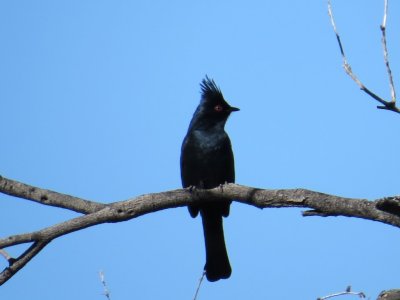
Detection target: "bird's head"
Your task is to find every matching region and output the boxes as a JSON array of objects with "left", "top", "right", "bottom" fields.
[{"left": 189, "top": 76, "right": 239, "bottom": 130}]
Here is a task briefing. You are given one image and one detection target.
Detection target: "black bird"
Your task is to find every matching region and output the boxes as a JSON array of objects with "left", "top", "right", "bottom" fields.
[{"left": 180, "top": 76, "right": 239, "bottom": 281}]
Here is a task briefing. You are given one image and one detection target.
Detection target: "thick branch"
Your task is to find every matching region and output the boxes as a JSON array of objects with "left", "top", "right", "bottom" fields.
[
  {"left": 0, "top": 175, "right": 105, "bottom": 214},
  {"left": 377, "top": 289, "right": 400, "bottom": 300},
  {"left": 1, "top": 176, "right": 400, "bottom": 285}
]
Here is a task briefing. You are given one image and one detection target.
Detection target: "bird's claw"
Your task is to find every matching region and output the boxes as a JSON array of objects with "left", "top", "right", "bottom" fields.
[
  {"left": 219, "top": 182, "right": 228, "bottom": 193},
  {"left": 187, "top": 185, "right": 198, "bottom": 194}
]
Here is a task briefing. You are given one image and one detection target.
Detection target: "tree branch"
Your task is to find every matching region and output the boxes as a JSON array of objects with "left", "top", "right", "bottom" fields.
[
  {"left": 327, "top": 0, "right": 399, "bottom": 113},
  {"left": 1, "top": 175, "right": 400, "bottom": 285},
  {"left": 377, "top": 289, "right": 400, "bottom": 300},
  {"left": 0, "top": 175, "right": 105, "bottom": 214},
  {"left": 317, "top": 285, "right": 366, "bottom": 300},
  {"left": 380, "top": 0, "right": 397, "bottom": 104}
]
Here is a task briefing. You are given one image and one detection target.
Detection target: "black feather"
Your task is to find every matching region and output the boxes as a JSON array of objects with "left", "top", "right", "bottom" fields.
[
  {"left": 180, "top": 76, "right": 239, "bottom": 282},
  {"left": 200, "top": 75, "right": 223, "bottom": 101}
]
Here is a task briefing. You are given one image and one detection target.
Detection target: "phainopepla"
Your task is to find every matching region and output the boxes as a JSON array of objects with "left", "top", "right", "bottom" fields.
[{"left": 180, "top": 76, "right": 239, "bottom": 282}]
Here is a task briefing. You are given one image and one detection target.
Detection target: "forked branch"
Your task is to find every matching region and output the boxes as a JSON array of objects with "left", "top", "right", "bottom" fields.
[
  {"left": 1, "top": 175, "right": 400, "bottom": 285},
  {"left": 328, "top": 0, "right": 398, "bottom": 113}
]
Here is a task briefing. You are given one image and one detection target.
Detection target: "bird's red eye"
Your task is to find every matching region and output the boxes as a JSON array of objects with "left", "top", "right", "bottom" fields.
[{"left": 214, "top": 105, "right": 223, "bottom": 112}]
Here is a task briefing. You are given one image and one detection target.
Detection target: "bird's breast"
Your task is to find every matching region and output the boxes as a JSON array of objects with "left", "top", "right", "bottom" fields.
[{"left": 192, "top": 130, "right": 226, "bottom": 153}]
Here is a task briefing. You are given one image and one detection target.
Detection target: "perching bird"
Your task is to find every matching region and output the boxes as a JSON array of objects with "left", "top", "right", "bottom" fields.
[{"left": 180, "top": 76, "right": 239, "bottom": 281}]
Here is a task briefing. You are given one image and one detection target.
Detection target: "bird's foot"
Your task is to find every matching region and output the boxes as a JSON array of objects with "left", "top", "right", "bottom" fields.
[
  {"left": 219, "top": 182, "right": 227, "bottom": 193},
  {"left": 187, "top": 185, "right": 198, "bottom": 195}
]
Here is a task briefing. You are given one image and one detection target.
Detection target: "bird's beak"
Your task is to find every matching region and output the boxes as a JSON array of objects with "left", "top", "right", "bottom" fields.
[{"left": 229, "top": 106, "right": 240, "bottom": 112}]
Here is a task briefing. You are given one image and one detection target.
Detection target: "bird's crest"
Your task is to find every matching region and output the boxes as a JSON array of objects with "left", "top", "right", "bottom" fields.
[{"left": 200, "top": 76, "right": 224, "bottom": 103}]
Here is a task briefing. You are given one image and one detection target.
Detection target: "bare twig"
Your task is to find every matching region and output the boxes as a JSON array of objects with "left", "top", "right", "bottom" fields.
[
  {"left": 2, "top": 175, "right": 400, "bottom": 285},
  {"left": 327, "top": 0, "right": 399, "bottom": 113},
  {"left": 380, "top": 0, "right": 397, "bottom": 105},
  {"left": 99, "top": 270, "right": 111, "bottom": 300},
  {"left": 318, "top": 286, "right": 366, "bottom": 300},
  {"left": 193, "top": 270, "right": 206, "bottom": 300},
  {"left": 0, "top": 249, "right": 13, "bottom": 263}
]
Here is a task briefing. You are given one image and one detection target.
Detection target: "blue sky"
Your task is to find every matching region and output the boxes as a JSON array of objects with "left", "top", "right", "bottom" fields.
[{"left": 1, "top": 1, "right": 400, "bottom": 299}]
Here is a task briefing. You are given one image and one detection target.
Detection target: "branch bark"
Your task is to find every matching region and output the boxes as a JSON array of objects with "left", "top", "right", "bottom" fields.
[
  {"left": 1, "top": 175, "right": 400, "bottom": 285},
  {"left": 377, "top": 289, "right": 400, "bottom": 300}
]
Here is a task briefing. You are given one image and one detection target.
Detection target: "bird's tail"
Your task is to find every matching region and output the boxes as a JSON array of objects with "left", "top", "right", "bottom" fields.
[{"left": 201, "top": 208, "right": 231, "bottom": 282}]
